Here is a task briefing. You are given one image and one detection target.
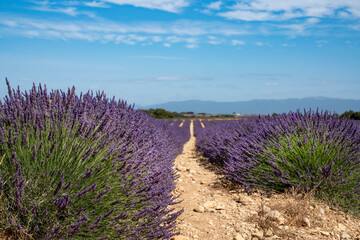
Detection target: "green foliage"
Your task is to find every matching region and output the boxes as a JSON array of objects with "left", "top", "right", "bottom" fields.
[
  {"left": 340, "top": 110, "right": 360, "bottom": 120},
  {"left": 210, "top": 114, "right": 236, "bottom": 118},
  {"left": 251, "top": 129, "right": 360, "bottom": 215},
  {"left": 0, "top": 82, "right": 183, "bottom": 239},
  {"left": 198, "top": 111, "right": 360, "bottom": 216},
  {"left": 0, "top": 120, "right": 141, "bottom": 239},
  {"left": 142, "top": 108, "right": 185, "bottom": 119}
]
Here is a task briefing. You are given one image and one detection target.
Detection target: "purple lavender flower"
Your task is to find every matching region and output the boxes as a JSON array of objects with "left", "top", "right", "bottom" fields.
[
  {"left": 1, "top": 80, "right": 184, "bottom": 239},
  {"left": 75, "top": 183, "right": 97, "bottom": 198},
  {"left": 53, "top": 194, "right": 72, "bottom": 211},
  {"left": 196, "top": 110, "right": 360, "bottom": 207}
]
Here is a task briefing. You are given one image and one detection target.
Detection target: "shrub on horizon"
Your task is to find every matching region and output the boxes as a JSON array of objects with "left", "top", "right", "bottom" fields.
[{"left": 340, "top": 110, "right": 360, "bottom": 120}]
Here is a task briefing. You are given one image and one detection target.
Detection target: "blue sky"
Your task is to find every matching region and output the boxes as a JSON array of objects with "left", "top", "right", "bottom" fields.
[{"left": 1, "top": 0, "right": 360, "bottom": 106}]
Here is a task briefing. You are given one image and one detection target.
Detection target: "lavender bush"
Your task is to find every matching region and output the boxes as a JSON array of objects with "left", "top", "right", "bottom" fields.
[
  {"left": 180, "top": 120, "right": 191, "bottom": 142},
  {"left": 197, "top": 111, "right": 360, "bottom": 214},
  {"left": 172, "top": 120, "right": 183, "bottom": 127},
  {"left": 0, "top": 80, "right": 186, "bottom": 239},
  {"left": 193, "top": 120, "right": 202, "bottom": 137}
]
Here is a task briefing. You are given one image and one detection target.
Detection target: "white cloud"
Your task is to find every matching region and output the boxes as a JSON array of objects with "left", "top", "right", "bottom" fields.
[
  {"left": 23, "top": 30, "right": 41, "bottom": 37},
  {"left": 184, "top": 38, "right": 196, "bottom": 43},
  {"left": 281, "top": 43, "right": 296, "bottom": 47},
  {"left": 0, "top": 16, "right": 252, "bottom": 44},
  {"left": 231, "top": 40, "right": 245, "bottom": 46},
  {"left": 256, "top": 41, "right": 272, "bottom": 47},
  {"left": 218, "top": 0, "right": 360, "bottom": 21},
  {"left": 208, "top": 40, "right": 221, "bottom": 45},
  {"left": 102, "top": 0, "right": 189, "bottom": 13},
  {"left": 306, "top": 18, "right": 321, "bottom": 24},
  {"left": 185, "top": 43, "right": 198, "bottom": 49},
  {"left": 264, "top": 82, "right": 279, "bottom": 87},
  {"left": 32, "top": 0, "right": 110, "bottom": 8},
  {"left": 152, "top": 36, "right": 162, "bottom": 42},
  {"left": 199, "top": 9, "right": 211, "bottom": 15},
  {"left": 166, "top": 36, "right": 182, "bottom": 43},
  {"left": 276, "top": 18, "right": 321, "bottom": 36},
  {"left": 84, "top": 1, "right": 110, "bottom": 8},
  {"left": 168, "top": 20, "right": 250, "bottom": 36},
  {"left": 128, "top": 34, "right": 147, "bottom": 41},
  {"left": 207, "top": 36, "right": 224, "bottom": 45},
  {"left": 316, "top": 40, "right": 328, "bottom": 47},
  {"left": 350, "top": 24, "right": 360, "bottom": 31},
  {"left": 114, "top": 35, "right": 136, "bottom": 45},
  {"left": 0, "top": 12, "right": 352, "bottom": 45},
  {"left": 165, "top": 36, "right": 199, "bottom": 47},
  {"left": 31, "top": 5, "right": 96, "bottom": 17},
  {"left": 206, "top": 1, "right": 222, "bottom": 11},
  {"left": 349, "top": 8, "right": 360, "bottom": 17},
  {"left": 2, "top": 20, "right": 17, "bottom": 27},
  {"left": 32, "top": 6, "right": 78, "bottom": 16},
  {"left": 219, "top": 10, "right": 276, "bottom": 21}
]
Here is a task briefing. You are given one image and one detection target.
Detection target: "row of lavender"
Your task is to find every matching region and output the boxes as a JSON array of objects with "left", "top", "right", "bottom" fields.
[
  {"left": 0, "top": 80, "right": 190, "bottom": 239},
  {"left": 195, "top": 112, "right": 360, "bottom": 214}
]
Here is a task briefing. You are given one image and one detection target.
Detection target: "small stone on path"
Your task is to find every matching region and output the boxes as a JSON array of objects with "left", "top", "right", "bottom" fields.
[
  {"left": 176, "top": 165, "right": 187, "bottom": 172},
  {"left": 251, "top": 230, "right": 263, "bottom": 239},
  {"left": 338, "top": 223, "right": 347, "bottom": 231},
  {"left": 194, "top": 205, "right": 205, "bottom": 213},
  {"left": 264, "top": 229, "right": 273, "bottom": 237},
  {"left": 302, "top": 217, "right": 311, "bottom": 227},
  {"left": 171, "top": 236, "right": 188, "bottom": 240},
  {"left": 340, "top": 232, "right": 351, "bottom": 240},
  {"left": 263, "top": 205, "right": 271, "bottom": 213},
  {"left": 235, "top": 227, "right": 245, "bottom": 233},
  {"left": 238, "top": 195, "right": 253, "bottom": 205},
  {"left": 203, "top": 201, "right": 217, "bottom": 210},
  {"left": 233, "top": 233, "right": 245, "bottom": 240},
  {"left": 265, "top": 210, "right": 281, "bottom": 220}
]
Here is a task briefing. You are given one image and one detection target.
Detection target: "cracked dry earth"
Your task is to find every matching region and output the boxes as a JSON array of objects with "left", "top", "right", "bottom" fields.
[{"left": 171, "top": 121, "right": 360, "bottom": 240}]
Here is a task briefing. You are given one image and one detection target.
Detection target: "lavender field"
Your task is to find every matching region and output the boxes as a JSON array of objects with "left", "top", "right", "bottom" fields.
[
  {"left": 0, "top": 80, "right": 190, "bottom": 239},
  {"left": 195, "top": 113, "right": 360, "bottom": 216},
  {"left": 1, "top": 80, "right": 360, "bottom": 239}
]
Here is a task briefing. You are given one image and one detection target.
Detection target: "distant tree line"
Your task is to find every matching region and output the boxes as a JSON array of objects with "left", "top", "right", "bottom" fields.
[
  {"left": 143, "top": 109, "right": 360, "bottom": 120},
  {"left": 340, "top": 110, "right": 360, "bottom": 120},
  {"left": 142, "top": 108, "right": 185, "bottom": 119},
  {"left": 210, "top": 114, "right": 237, "bottom": 118}
]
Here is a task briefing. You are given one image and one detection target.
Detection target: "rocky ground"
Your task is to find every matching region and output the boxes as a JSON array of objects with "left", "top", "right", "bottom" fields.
[{"left": 171, "top": 121, "right": 360, "bottom": 240}]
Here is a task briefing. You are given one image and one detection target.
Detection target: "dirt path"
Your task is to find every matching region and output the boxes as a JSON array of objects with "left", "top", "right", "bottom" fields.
[
  {"left": 173, "top": 121, "right": 245, "bottom": 239},
  {"left": 172, "top": 121, "right": 360, "bottom": 240}
]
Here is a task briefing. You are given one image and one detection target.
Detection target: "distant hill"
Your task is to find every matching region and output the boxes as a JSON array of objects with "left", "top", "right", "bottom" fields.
[{"left": 140, "top": 97, "right": 360, "bottom": 115}]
